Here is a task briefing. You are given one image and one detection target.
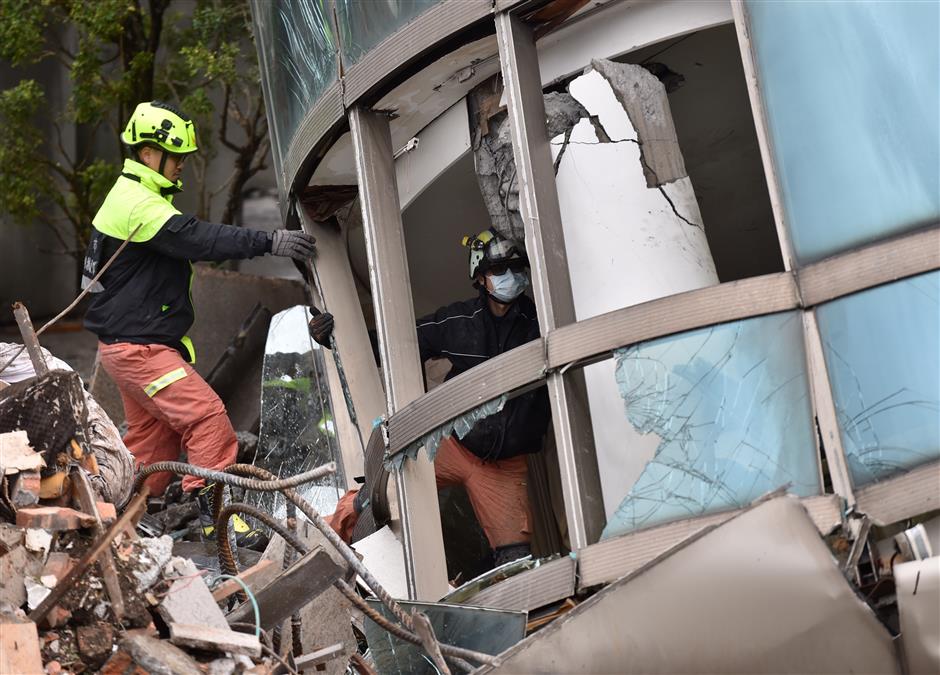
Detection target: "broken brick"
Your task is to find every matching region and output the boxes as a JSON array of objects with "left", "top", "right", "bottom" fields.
[
  {"left": 10, "top": 470, "right": 41, "bottom": 507},
  {"left": 0, "top": 617, "right": 43, "bottom": 675},
  {"left": 41, "top": 553, "right": 74, "bottom": 586},
  {"left": 16, "top": 506, "right": 95, "bottom": 531},
  {"left": 96, "top": 501, "right": 117, "bottom": 522},
  {"left": 43, "top": 606, "right": 72, "bottom": 629}
]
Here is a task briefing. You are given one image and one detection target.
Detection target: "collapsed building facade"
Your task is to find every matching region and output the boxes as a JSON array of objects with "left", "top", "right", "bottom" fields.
[{"left": 245, "top": 0, "right": 939, "bottom": 671}]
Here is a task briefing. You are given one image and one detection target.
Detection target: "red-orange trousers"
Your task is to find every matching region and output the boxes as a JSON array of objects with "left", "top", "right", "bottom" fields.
[
  {"left": 98, "top": 342, "right": 238, "bottom": 495},
  {"left": 329, "top": 435, "right": 531, "bottom": 549}
]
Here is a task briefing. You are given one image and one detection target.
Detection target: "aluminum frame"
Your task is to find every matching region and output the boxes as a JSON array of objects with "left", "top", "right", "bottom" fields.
[
  {"left": 349, "top": 105, "right": 448, "bottom": 601},
  {"left": 496, "top": 10, "right": 606, "bottom": 550}
]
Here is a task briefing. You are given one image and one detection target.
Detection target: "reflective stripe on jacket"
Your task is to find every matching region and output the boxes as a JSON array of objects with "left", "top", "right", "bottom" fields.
[
  {"left": 82, "top": 159, "right": 270, "bottom": 362},
  {"left": 416, "top": 291, "right": 550, "bottom": 461}
]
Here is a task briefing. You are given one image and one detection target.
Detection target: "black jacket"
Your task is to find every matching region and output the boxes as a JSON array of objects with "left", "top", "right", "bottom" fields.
[
  {"left": 82, "top": 160, "right": 270, "bottom": 362},
  {"left": 416, "top": 291, "right": 550, "bottom": 461}
]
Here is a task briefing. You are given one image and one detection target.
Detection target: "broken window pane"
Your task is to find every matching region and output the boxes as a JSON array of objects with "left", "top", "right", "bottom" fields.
[
  {"left": 247, "top": 306, "right": 345, "bottom": 521},
  {"left": 745, "top": 1, "right": 940, "bottom": 264},
  {"left": 335, "top": 0, "right": 439, "bottom": 66},
  {"left": 815, "top": 271, "right": 940, "bottom": 486},
  {"left": 251, "top": 0, "right": 338, "bottom": 162},
  {"left": 603, "top": 312, "right": 819, "bottom": 539}
]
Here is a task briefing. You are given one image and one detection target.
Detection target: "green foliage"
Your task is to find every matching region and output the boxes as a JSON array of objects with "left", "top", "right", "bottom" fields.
[
  {"left": 0, "top": 0, "right": 268, "bottom": 273},
  {"left": 0, "top": 0, "right": 48, "bottom": 65},
  {"left": 0, "top": 80, "right": 53, "bottom": 222}
]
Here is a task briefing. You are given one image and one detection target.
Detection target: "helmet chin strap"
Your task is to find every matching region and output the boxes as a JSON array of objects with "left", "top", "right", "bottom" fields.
[{"left": 157, "top": 149, "right": 169, "bottom": 179}]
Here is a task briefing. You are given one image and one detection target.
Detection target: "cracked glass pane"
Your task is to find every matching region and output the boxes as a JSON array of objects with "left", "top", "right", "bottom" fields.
[
  {"left": 816, "top": 271, "right": 940, "bottom": 486},
  {"left": 745, "top": 0, "right": 940, "bottom": 264},
  {"left": 603, "top": 312, "right": 819, "bottom": 539},
  {"left": 247, "top": 305, "right": 345, "bottom": 522},
  {"left": 251, "top": 0, "right": 337, "bottom": 162},
  {"left": 335, "top": 0, "right": 439, "bottom": 66}
]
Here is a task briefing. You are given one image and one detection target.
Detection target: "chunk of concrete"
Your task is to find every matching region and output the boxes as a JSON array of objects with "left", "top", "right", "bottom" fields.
[
  {"left": 101, "top": 634, "right": 202, "bottom": 675},
  {"left": 169, "top": 623, "right": 262, "bottom": 657},
  {"left": 158, "top": 558, "right": 228, "bottom": 631}
]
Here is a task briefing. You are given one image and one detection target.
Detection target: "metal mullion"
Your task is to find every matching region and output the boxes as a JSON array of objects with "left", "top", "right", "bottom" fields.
[
  {"left": 730, "top": 0, "right": 797, "bottom": 272},
  {"left": 801, "top": 309, "right": 855, "bottom": 505},
  {"left": 496, "top": 10, "right": 605, "bottom": 549},
  {"left": 348, "top": 105, "right": 448, "bottom": 601}
]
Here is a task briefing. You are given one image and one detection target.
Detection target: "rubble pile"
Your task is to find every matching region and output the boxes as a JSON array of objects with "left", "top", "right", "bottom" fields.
[{"left": 0, "top": 433, "right": 293, "bottom": 675}]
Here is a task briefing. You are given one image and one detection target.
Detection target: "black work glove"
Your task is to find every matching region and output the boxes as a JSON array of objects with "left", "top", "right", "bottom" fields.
[
  {"left": 271, "top": 229, "right": 316, "bottom": 261},
  {"left": 308, "top": 307, "right": 334, "bottom": 348}
]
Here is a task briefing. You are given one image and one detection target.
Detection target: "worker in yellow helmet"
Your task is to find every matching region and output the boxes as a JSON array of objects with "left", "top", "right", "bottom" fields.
[{"left": 82, "top": 101, "right": 315, "bottom": 550}]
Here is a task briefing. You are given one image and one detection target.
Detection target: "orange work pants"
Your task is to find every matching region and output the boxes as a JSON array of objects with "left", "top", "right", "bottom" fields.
[
  {"left": 328, "top": 436, "right": 531, "bottom": 549},
  {"left": 98, "top": 342, "right": 238, "bottom": 496}
]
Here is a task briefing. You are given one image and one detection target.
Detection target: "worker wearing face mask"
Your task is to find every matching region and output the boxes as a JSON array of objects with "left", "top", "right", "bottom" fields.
[{"left": 309, "top": 228, "right": 550, "bottom": 567}]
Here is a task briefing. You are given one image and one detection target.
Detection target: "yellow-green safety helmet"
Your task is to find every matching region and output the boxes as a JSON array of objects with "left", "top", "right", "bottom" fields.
[
  {"left": 121, "top": 101, "right": 198, "bottom": 154},
  {"left": 461, "top": 227, "right": 528, "bottom": 279}
]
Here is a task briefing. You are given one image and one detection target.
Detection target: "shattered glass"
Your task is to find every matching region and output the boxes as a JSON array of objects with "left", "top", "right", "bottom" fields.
[
  {"left": 335, "top": 0, "right": 439, "bottom": 66},
  {"left": 363, "top": 599, "right": 526, "bottom": 674},
  {"left": 603, "top": 312, "right": 819, "bottom": 539},
  {"left": 745, "top": 0, "right": 939, "bottom": 264},
  {"left": 816, "top": 271, "right": 940, "bottom": 486},
  {"left": 388, "top": 395, "right": 507, "bottom": 472},
  {"left": 250, "top": 0, "right": 338, "bottom": 162},
  {"left": 247, "top": 306, "right": 345, "bottom": 522}
]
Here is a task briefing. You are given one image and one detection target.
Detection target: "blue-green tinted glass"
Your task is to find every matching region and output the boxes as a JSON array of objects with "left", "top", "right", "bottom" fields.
[
  {"left": 252, "top": 0, "right": 338, "bottom": 161},
  {"left": 816, "top": 272, "right": 940, "bottom": 486},
  {"left": 745, "top": 1, "right": 940, "bottom": 264},
  {"left": 603, "top": 312, "right": 819, "bottom": 539},
  {"left": 335, "top": 0, "right": 440, "bottom": 66}
]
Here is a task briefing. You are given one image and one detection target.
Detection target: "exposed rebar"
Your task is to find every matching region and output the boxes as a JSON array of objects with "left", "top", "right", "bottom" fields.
[
  {"left": 133, "top": 460, "right": 335, "bottom": 493},
  {"left": 213, "top": 497, "right": 497, "bottom": 670}
]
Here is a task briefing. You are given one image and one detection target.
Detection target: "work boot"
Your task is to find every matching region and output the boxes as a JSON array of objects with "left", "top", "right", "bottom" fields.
[
  {"left": 493, "top": 543, "right": 531, "bottom": 567},
  {"left": 197, "top": 484, "right": 269, "bottom": 552}
]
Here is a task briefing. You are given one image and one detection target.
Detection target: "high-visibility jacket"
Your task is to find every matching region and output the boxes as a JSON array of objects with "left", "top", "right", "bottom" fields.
[
  {"left": 416, "top": 291, "right": 550, "bottom": 461},
  {"left": 82, "top": 159, "right": 270, "bottom": 362}
]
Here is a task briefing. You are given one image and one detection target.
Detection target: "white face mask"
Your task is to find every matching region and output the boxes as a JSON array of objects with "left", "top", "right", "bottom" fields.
[{"left": 488, "top": 269, "right": 529, "bottom": 303}]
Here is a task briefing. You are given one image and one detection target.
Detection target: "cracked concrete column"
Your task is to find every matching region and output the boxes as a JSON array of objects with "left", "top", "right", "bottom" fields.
[
  {"left": 555, "top": 59, "right": 719, "bottom": 517},
  {"left": 471, "top": 59, "right": 720, "bottom": 520}
]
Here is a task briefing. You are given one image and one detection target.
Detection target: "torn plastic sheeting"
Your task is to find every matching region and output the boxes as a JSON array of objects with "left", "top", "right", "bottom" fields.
[
  {"left": 895, "top": 556, "right": 940, "bottom": 674},
  {"left": 387, "top": 395, "right": 507, "bottom": 472},
  {"left": 478, "top": 496, "right": 900, "bottom": 674},
  {"left": 603, "top": 312, "right": 820, "bottom": 539}
]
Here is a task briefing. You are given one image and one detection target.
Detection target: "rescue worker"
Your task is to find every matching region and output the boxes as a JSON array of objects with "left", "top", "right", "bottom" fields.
[
  {"left": 309, "top": 228, "right": 550, "bottom": 566},
  {"left": 82, "top": 101, "right": 317, "bottom": 550}
]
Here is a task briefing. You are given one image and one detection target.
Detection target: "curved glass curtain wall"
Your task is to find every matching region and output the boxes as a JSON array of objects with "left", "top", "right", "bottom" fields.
[
  {"left": 816, "top": 271, "right": 940, "bottom": 487},
  {"left": 602, "top": 311, "right": 820, "bottom": 539},
  {"left": 335, "top": 0, "right": 441, "bottom": 66},
  {"left": 252, "top": 0, "right": 339, "bottom": 163},
  {"left": 745, "top": 0, "right": 940, "bottom": 265}
]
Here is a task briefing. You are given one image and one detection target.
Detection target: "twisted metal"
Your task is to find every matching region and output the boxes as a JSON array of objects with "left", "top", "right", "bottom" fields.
[
  {"left": 219, "top": 463, "right": 413, "bottom": 631},
  {"left": 133, "top": 460, "right": 335, "bottom": 493},
  {"left": 213, "top": 498, "right": 497, "bottom": 670}
]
